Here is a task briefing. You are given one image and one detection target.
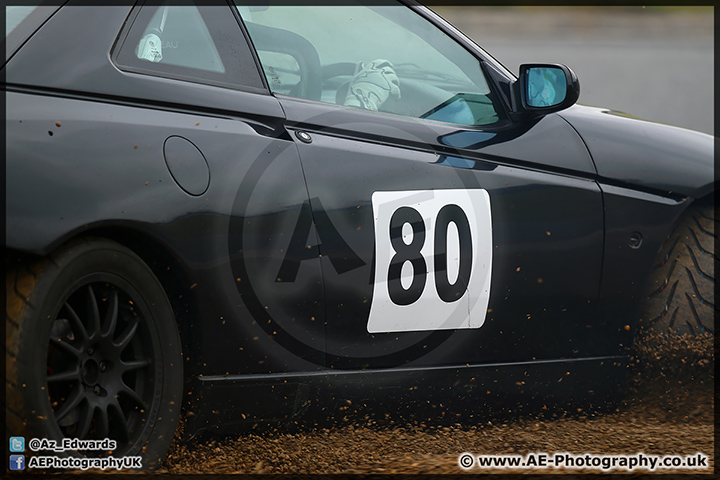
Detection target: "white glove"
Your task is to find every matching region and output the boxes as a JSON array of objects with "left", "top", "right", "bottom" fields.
[
  {"left": 345, "top": 59, "right": 400, "bottom": 111},
  {"left": 137, "top": 33, "right": 163, "bottom": 63}
]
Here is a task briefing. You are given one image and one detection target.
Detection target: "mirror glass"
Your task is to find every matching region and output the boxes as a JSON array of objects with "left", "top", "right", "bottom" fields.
[{"left": 526, "top": 67, "right": 566, "bottom": 107}]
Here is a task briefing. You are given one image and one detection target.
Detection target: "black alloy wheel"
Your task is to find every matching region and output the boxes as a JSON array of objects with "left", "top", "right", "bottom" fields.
[
  {"left": 6, "top": 238, "right": 183, "bottom": 470},
  {"left": 47, "top": 279, "right": 157, "bottom": 445}
]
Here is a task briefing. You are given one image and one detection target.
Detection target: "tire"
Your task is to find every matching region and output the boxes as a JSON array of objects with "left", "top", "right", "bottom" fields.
[
  {"left": 637, "top": 202, "right": 715, "bottom": 336},
  {"left": 6, "top": 238, "right": 183, "bottom": 471}
]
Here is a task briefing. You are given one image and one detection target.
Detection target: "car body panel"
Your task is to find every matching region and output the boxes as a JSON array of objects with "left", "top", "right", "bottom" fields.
[
  {"left": 559, "top": 105, "right": 715, "bottom": 199},
  {"left": 189, "top": 355, "right": 627, "bottom": 435},
  {"left": 5, "top": 88, "right": 333, "bottom": 376},
  {"left": 278, "top": 96, "right": 605, "bottom": 371},
  {"left": 595, "top": 186, "right": 688, "bottom": 342}
]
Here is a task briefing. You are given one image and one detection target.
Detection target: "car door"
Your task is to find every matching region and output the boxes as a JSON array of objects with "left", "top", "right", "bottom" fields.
[{"left": 237, "top": 3, "right": 606, "bottom": 370}]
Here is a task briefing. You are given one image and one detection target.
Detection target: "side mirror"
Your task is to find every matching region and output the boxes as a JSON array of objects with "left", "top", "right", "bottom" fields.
[{"left": 515, "top": 63, "right": 579, "bottom": 117}]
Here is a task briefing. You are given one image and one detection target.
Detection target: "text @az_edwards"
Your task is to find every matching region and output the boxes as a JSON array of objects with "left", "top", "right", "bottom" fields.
[{"left": 28, "top": 437, "right": 116, "bottom": 453}]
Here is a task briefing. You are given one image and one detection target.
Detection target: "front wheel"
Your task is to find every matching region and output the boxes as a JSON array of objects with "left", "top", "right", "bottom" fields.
[
  {"left": 6, "top": 238, "right": 183, "bottom": 470},
  {"left": 637, "top": 202, "right": 715, "bottom": 336},
  {"left": 631, "top": 202, "right": 714, "bottom": 416}
]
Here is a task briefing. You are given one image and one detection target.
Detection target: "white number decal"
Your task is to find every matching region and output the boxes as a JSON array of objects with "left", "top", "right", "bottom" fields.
[{"left": 367, "top": 189, "right": 493, "bottom": 333}]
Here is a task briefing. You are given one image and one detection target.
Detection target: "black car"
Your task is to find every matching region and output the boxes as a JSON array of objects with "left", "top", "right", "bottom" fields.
[{"left": 5, "top": 1, "right": 714, "bottom": 471}]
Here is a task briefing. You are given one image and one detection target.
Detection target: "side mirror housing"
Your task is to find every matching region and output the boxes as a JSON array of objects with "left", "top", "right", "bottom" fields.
[{"left": 513, "top": 63, "right": 579, "bottom": 118}]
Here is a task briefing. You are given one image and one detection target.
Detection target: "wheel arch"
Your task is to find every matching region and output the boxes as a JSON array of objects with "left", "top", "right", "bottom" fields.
[
  {"left": 694, "top": 190, "right": 716, "bottom": 209},
  {"left": 6, "top": 225, "right": 201, "bottom": 377}
]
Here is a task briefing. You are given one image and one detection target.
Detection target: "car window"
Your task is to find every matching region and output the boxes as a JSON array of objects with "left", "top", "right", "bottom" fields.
[
  {"left": 114, "top": 2, "right": 264, "bottom": 91},
  {"left": 235, "top": 3, "right": 503, "bottom": 126},
  {"left": 136, "top": 5, "right": 225, "bottom": 73}
]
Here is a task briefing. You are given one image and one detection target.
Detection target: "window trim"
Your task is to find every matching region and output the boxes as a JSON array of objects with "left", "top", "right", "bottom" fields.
[
  {"left": 4, "top": 4, "right": 63, "bottom": 69},
  {"left": 227, "top": 3, "right": 273, "bottom": 95},
  {"left": 111, "top": 0, "right": 267, "bottom": 94},
  {"left": 404, "top": 1, "right": 516, "bottom": 120}
]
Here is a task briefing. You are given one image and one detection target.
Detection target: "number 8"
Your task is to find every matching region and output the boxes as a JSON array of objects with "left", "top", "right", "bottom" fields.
[{"left": 387, "top": 207, "right": 427, "bottom": 306}]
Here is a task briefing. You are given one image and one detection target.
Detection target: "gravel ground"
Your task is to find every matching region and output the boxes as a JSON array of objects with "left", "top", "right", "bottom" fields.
[{"left": 159, "top": 333, "right": 713, "bottom": 475}]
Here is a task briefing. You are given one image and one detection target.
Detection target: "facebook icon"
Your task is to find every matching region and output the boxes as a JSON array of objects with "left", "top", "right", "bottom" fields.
[{"left": 10, "top": 454, "right": 26, "bottom": 470}]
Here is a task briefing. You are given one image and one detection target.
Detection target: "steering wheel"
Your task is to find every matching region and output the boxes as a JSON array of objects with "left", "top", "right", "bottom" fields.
[
  {"left": 318, "top": 62, "right": 357, "bottom": 104},
  {"left": 245, "top": 22, "right": 323, "bottom": 101}
]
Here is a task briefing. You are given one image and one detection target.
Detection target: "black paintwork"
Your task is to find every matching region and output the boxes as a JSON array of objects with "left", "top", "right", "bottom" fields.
[
  {"left": 559, "top": 105, "right": 715, "bottom": 198},
  {"left": 4, "top": 2, "right": 713, "bottom": 437},
  {"left": 191, "top": 356, "right": 627, "bottom": 435},
  {"left": 278, "top": 96, "right": 604, "bottom": 371}
]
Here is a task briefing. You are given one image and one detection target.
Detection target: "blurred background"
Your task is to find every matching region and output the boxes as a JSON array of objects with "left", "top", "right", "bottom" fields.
[{"left": 430, "top": 6, "right": 713, "bottom": 135}]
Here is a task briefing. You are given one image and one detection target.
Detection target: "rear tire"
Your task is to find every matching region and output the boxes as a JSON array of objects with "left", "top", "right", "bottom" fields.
[{"left": 6, "top": 238, "right": 183, "bottom": 470}]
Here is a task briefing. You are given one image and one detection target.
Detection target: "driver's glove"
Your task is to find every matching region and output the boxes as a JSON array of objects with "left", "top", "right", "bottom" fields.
[{"left": 345, "top": 59, "right": 400, "bottom": 111}]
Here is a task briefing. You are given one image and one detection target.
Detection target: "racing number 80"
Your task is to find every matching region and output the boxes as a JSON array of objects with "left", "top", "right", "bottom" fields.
[
  {"left": 368, "top": 189, "right": 491, "bottom": 333},
  {"left": 387, "top": 204, "right": 472, "bottom": 306}
]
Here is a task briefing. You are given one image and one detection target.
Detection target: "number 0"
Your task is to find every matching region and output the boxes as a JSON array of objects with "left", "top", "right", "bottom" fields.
[{"left": 434, "top": 204, "right": 472, "bottom": 303}]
